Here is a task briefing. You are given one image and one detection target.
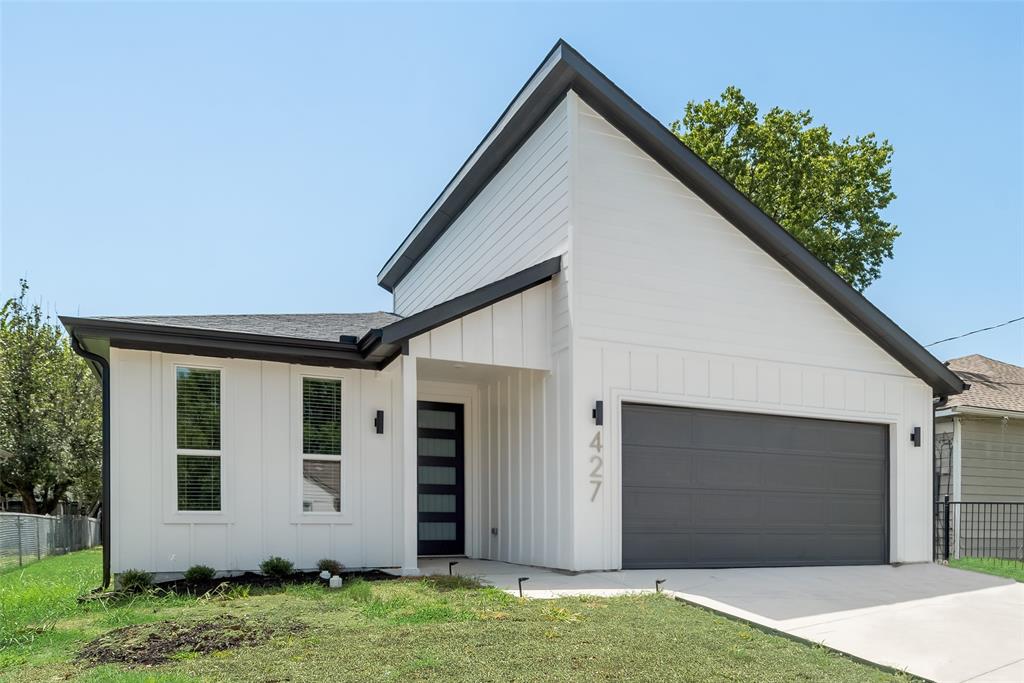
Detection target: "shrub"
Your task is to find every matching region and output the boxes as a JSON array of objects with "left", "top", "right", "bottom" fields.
[
  {"left": 118, "top": 569, "right": 153, "bottom": 593},
  {"left": 317, "top": 558, "right": 344, "bottom": 575},
  {"left": 184, "top": 564, "right": 216, "bottom": 584},
  {"left": 259, "top": 556, "right": 294, "bottom": 579}
]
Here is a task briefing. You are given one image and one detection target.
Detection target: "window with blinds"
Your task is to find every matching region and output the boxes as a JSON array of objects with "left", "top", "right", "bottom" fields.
[
  {"left": 300, "top": 377, "right": 342, "bottom": 514},
  {"left": 302, "top": 378, "right": 341, "bottom": 455},
  {"left": 176, "top": 367, "right": 222, "bottom": 512}
]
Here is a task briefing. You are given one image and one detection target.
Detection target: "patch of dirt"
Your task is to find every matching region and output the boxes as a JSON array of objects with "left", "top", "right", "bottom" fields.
[{"left": 78, "top": 615, "right": 304, "bottom": 666}]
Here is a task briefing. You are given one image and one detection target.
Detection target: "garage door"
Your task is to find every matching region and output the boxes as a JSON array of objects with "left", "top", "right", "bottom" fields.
[{"left": 622, "top": 404, "right": 888, "bottom": 569}]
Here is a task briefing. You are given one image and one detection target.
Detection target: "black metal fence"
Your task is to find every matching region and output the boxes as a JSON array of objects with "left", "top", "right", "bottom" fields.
[{"left": 936, "top": 497, "right": 1024, "bottom": 565}]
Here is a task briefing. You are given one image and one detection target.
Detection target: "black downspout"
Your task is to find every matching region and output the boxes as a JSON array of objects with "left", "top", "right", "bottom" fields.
[{"left": 70, "top": 336, "right": 111, "bottom": 589}]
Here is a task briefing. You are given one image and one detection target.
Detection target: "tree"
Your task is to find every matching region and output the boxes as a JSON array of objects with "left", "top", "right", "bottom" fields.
[
  {"left": 0, "top": 280, "right": 101, "bottom": 514},
  {"left": 671, "top": 87, "right": 899, "bottom": 291}
]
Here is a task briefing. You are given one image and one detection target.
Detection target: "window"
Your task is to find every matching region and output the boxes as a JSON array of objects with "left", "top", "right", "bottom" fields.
[
  {"left": 301, "top": 377, "right": 341, "bottom": 513},
  {"left": 176, "top": 367, "right": 221, "bottom": 511}
]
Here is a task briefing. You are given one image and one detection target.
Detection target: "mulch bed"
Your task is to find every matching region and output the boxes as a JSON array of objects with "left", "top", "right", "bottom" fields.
[
  {"left": 157, "top": 568, "right": 398, "bottom": 597},
  {"left": 78, "top": 615, "right": 305, "bottom": 666}
]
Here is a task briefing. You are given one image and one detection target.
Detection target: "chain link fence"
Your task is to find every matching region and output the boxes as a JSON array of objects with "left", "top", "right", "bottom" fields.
[{"left": 0, "top": 512, "right": 100, "bottom": 571}]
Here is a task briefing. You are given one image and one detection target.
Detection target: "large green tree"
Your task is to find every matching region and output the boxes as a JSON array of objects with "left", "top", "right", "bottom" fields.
[
  {"left": 672, "top": 87, "right": 899, "bottom": 291},
  {"left": 0, "top": 281, "right": 101, "bottom": 514}
]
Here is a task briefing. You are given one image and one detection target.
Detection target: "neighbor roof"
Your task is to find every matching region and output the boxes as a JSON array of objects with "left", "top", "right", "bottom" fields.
[
  {"left": 944, "top": 355, "right": 1024, "bottom": 415},
  {"left": 376, "top": 39, "right": 964, "bottom": 397}
]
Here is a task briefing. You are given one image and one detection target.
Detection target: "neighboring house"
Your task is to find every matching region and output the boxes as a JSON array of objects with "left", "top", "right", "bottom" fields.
[
  {"left": 61, "top": 41, "right": 964, "bottom": 585},
  {"left": 936, "top": 355, "right": 1024, "bottom": 503}
]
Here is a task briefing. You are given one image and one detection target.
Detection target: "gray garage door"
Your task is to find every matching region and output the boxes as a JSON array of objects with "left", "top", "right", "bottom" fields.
[{"left": 622, "top": 404, "right": 888, "bottom": 569}]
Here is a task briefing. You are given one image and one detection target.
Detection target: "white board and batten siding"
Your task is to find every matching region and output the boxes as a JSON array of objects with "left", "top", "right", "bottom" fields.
[
  {"left": 567, "top": 93, "right": 936, "bottom": 567},
  {"left": 110, "top": 348, "right": 401, "bottom": 577},
  {"left": 392, "top": 99, "right": 570, "bottom": 317},
  {"left": 407, "top": 284, "right": 553, "bottom": 371}
]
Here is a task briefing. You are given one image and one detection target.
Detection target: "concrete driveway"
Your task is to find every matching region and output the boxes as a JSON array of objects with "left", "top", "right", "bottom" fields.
[{"left": 419, "top": 558, "right": 1024, "bottom": 682}]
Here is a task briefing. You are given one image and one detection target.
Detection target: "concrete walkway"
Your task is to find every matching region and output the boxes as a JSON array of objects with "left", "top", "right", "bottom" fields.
[{"left": 419, "top": 558, "right": 1024, "bottom": 683}]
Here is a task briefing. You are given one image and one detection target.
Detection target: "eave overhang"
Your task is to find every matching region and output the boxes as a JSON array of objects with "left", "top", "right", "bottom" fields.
[
  {"left": 60, "top": 256, "right": 562, "bottom": 372},
  {"left": 376, "top": 39, "right": 964, "bottom": 398}
]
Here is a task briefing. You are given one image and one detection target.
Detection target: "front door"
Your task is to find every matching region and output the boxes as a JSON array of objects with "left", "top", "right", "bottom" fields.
[{"left": 416, "top": 401, "right": 464, "bottom": 556}]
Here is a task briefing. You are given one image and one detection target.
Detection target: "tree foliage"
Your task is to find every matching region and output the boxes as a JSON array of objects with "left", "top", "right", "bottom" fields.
[
  {"left": 671, "top": 86, "right": 899, "bottom": 291},
  {"left": 0, "top": 280, "right": 101, "bottom": 514}
]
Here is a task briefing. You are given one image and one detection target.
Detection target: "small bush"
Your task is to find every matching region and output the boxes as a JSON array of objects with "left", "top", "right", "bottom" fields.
[
  {"left": 317, "top": 558, "right": 345, "bottom": 575},
  {"left": 259, "top": 556, "right": 294, "bottom": 579},
  {"left": 184, "top": 564, "right": 216, "bottom": 584},
  {"left": 118, "top": 569, "right": 153, "bottom": 593}
]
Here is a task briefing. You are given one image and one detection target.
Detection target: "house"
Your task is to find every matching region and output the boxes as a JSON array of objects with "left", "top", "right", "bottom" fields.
[
  {"left": 936, "top": 355, "right": 1024, "bottom": 503},
  {"left": 61, "top": 40, "right": 964, "bottom": 586}
]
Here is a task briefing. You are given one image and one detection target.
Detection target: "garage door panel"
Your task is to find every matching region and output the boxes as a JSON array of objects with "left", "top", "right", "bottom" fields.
[
  {"left": 694, "top": 452, "right": 762, "bottom": 488},
  {"left": 622, "top": 404, "right": 887, "bottom": 568},
  {"left": 830, "top": 496, "right": 886, "bottom": 526},
  {"left": 623, "top": 489, "right": 693, "bottom": 526},
  {"left": 692, "top": 493, "right": 761, "bottom": 525},
  {"left": 621, "top": 446, "right": 693, "bottom": 487},
  {"left": 826, "top": 425, "right": 888, "bottom": 457},
  {"left": 828, "top": 460, "right": 886, "bottom": 492},
  {"left": 621, "top": 406, "right": 693, "bottom": 447}
]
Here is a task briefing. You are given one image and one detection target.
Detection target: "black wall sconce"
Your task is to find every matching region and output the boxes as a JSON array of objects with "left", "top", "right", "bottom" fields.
[
  {"left": 592, "top": 400, "right": 604, "bottom": 426},
  {"left": 911, "top": 426, "right": 921, "bottom": 447},
  {"left": 373, "top": 410, "right": 385, "bottom": 434}
]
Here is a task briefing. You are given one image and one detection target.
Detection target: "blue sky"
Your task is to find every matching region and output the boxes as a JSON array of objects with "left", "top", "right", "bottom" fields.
[{"left": 2, "top": 2, "right": 1022, "bottom": 364}]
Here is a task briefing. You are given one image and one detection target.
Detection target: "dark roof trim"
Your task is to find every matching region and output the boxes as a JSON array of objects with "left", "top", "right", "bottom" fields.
[
  {"left": 377, "top": 43, "right": 574, "bottom": 293},
  {"left": 379, "top": 256, "right": 561, "bottom": 345},
  {"left": 58, "top": 257, "right": 561, "bottom": 371},
  {"left": 376, "top": 40, "right": 964, "bottom": 397},
  {"left": 60, "top": 316, "right": 380, "bottom": 370}
]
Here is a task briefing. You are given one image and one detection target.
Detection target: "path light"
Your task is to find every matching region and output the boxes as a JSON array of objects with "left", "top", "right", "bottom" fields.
[
  {"left": 518, "top": 577, "right": 529, "bottom": 597},
  {"left": 449, "top": 561, "right": 459, "bottom": 576},
  {"left": 655, "top": 579, "right": 666, "bottom": 593}
]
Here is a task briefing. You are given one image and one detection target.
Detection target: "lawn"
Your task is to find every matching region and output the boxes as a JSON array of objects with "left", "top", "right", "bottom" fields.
[
  {"left": 949, "top": 556, "right": 1024, "bottom": 582},
  {"left": 1, "top": 549, "right": 916, "bottom": 682}
]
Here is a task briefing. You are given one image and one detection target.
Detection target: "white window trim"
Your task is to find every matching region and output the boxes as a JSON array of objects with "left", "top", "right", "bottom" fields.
[
  {"left": 290, "top": 367, "right": 355, "bottom": 524},
  {"left": 163, "top": 358, "right": 233, "bottom": 524}
]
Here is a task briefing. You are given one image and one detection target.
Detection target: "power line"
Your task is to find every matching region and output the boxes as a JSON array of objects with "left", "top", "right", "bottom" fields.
[{"left": 925, "top": 315, "right": 1024, "bottom": 347}]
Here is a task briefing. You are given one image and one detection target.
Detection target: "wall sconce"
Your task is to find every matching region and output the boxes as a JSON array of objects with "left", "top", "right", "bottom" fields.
[
  {"left": 592, "top": 400, "right": 604, "bottom": 426},
  {"left": 910, "top": 426, "right": 921, "bottom": 447},
  {"left": 373, "top": 410, "right": 384, "bottom": 434}
]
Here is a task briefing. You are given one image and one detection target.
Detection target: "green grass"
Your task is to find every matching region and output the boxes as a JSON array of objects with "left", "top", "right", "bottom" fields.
[
  {"left": 1, "top": 550, "right": 918, "bottom": 682},
  {"left": 949, "top": 556, "right": 1024, "bottom": 582}
]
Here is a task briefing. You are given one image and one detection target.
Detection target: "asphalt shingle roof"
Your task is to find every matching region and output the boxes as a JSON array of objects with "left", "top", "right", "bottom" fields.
[
  {"left": 93, "top": 312, "right": 402, "bottom": 343},
  {"left": 945, "top": 354, "right": 1024, "bottom": 414}
]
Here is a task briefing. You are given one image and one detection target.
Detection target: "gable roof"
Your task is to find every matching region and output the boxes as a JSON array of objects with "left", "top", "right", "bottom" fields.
[
  {"left": 944, "top": 355, "right": 1024, "bottom": 415},
  {"left": 376, "top": 39, "right": 964, "bottom": 397}
]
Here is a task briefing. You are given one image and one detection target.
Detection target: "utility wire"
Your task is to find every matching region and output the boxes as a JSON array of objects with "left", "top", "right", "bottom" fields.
[{"left": 925, "top": 315, "right": 1024, "bottom": 347}]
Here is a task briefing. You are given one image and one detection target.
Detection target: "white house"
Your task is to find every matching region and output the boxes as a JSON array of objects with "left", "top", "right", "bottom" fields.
[{"left": 62, "top": 41, "right": 964, "bottom": 586}]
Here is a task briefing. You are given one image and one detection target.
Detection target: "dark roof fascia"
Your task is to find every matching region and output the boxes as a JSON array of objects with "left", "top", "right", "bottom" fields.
[
  {"left": 376, "top": 41, "right": 574, "bottom": 293},
  {"left": 377, "top": 255, "right": 562, "bottom": 346},
  {"left": 375, "top": 40, "right": 963, "bottom": 397},
  {"left": 59, "top": 316, "right": 379, "bottom": 370},
  {"left": 57, "top": 257, "right": 560, "bottom": 372}
]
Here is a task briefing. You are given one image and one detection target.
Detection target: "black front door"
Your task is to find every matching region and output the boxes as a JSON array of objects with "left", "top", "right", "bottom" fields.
[{"left": 417, "top": 401, "right": 464, "bottom": 556}]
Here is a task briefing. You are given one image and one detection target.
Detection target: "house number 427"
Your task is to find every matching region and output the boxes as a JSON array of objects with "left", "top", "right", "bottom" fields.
[{"left": 589, "top": 430, "right": 603, "bottom": 502}]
